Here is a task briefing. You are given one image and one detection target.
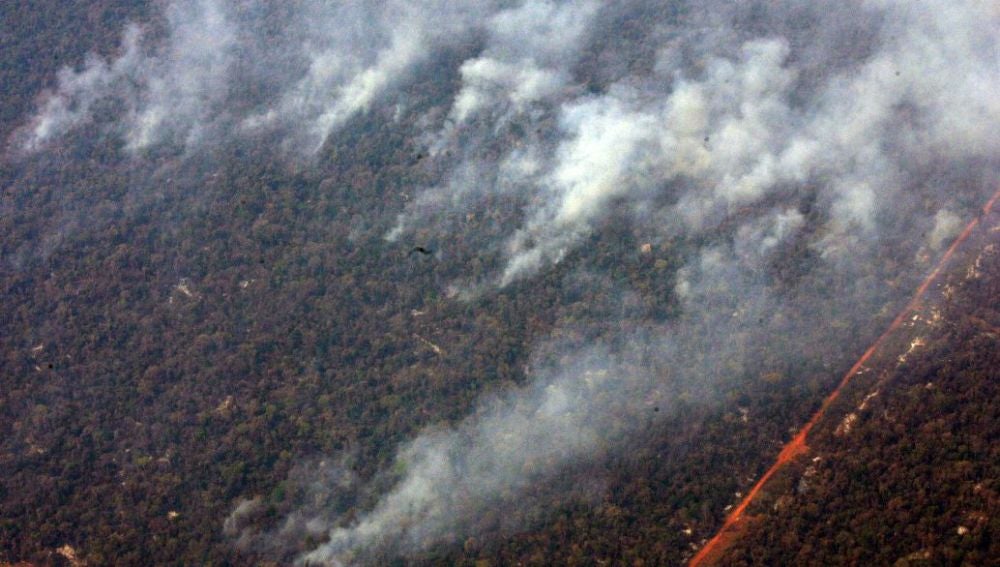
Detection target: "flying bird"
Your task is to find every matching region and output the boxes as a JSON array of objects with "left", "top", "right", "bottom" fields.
[{"left": 409, "top": 246, "right": 434, "bottom": 256}]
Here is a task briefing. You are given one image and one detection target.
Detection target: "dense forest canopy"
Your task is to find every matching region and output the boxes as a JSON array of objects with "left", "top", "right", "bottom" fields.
[
  {"left": 718, "top": 231, "right": 1000, "bottom": 566},
  {"left": 1, "top": 0, "right": 997, "bottom": 565}
]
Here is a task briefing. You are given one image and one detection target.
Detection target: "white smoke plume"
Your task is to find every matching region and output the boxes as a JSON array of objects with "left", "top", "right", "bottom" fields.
[
  {"left": 227, "top": 1, "right": 998, "bottom": 563},
  {"left": 12, "top": 0, "right": 236, "bottom": 154},
  {"left": 231, "top": 218, "right": 919, "bottom": 565},
  {"left": 447, "top": 0, "right": 599, "bottom": 125},
  {"left": 500, "top": 91, "right": 659, "bottom": 285},
  {"left": 393, "top": 0, "right": 1000, "bottom": 285},
  {"left": 9, "top": 0, "right": 998, "bottom": 563},
  {"left": 15, "top": 26, "right": 143, "bottom": 153},
  {"left": 124, "top": 0, "right": 236, "bottom": 151},
  {"left": 239, "top": 1, "right": 503, "bottom": 153},
  {"left": 927, "top": 209, "right": 963, "bottom": 252},
  {"left": 12, "top": 0, "right": 501, "bottom": 155}
]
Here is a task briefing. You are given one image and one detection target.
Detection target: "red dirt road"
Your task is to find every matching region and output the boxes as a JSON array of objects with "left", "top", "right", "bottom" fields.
[{"left": 688, "top": 187, "right": 1000, "bottom": 567}]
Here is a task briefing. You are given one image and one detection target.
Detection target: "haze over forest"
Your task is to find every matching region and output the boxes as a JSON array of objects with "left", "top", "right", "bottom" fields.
[{"left": 1, "top": 1, "right": 998, "bottom": 565}]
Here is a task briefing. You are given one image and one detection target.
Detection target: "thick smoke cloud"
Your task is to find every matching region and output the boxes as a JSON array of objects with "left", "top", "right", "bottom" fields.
[
  {"left": 394, "top": 0, "right": 1000, "bottom": 285},
  {"left": 237, "top": 1, "right": 996, "bottom": 563},
  {"left": 10, "top": 0, "right": 998, "bottom": 564}
]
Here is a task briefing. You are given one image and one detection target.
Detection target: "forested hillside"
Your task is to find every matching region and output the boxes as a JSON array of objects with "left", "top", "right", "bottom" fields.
[{"left": 1, "top": 1, "right": 997, "bottom": 565}]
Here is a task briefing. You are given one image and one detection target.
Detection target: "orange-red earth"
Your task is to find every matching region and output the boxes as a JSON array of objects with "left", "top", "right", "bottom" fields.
[{"left": 688, "top": 187, "right": 1000, "bottom": 567}]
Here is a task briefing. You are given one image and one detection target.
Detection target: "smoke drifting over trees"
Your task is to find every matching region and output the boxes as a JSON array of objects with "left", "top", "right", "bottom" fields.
[{"left": 5, "top": 0, "right": 998, "bottom": 565}]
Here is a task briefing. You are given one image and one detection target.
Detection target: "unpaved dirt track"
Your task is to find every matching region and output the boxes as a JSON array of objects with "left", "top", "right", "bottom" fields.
[{"left": 689, "top": 187, "right": 1000, "bottom": 567}]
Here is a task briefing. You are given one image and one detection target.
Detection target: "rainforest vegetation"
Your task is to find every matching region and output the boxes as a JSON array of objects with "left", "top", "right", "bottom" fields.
[{"left": 1, "top": 1, "right": 997, "bottom": 565}]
